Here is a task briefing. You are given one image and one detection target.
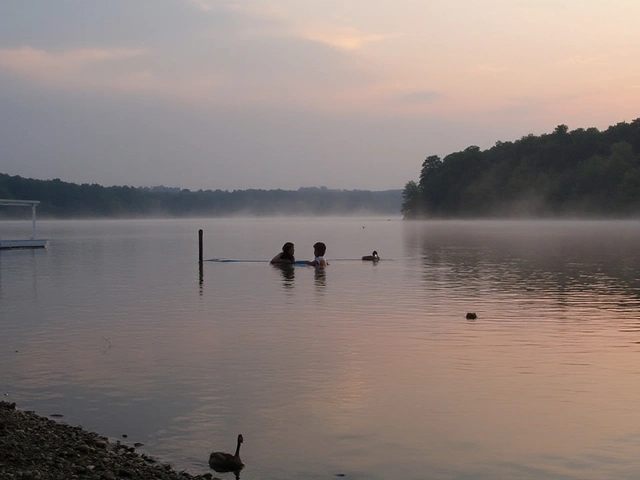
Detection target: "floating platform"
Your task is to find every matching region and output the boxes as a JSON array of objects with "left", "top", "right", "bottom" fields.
[{"left": 0, "top": 199, "right": 49, "bottom": 250}]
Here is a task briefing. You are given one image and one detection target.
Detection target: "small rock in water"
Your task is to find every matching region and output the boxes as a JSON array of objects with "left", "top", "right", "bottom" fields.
[
  {"left": 466, "top": 312, "right": 477, "bottom": 320},
  {"left": 50, "top": 413, "right": 64, "bottom": 418},
  {"left": 134, "top": 442, "right": 144, "bottom": 447},
  {"left": 122, "top": 433, "right": 128, "bottom": 438}
]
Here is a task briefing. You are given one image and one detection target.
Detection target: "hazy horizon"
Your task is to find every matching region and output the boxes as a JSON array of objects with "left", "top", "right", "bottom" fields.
[{"left": 1, "top": 1, "right": 639, "bottom": 191}]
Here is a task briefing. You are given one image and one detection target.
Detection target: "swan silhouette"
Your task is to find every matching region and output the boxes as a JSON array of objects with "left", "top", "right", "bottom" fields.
[
  {"left": 209, "top": 434, "right": 244, "bottom": 472},
  {"left": 362, "top": 251, "right": 380, "bottom": 261}
]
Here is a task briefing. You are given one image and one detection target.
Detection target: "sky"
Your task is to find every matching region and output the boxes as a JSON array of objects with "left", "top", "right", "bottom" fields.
[{"left": 1, "top": 0, "right": 639, "bottom": 191}]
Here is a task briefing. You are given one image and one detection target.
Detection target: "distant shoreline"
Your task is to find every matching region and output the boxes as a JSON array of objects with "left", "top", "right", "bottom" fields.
[{"left": 0, "top": 173, "right": 403, "bottom": 219}]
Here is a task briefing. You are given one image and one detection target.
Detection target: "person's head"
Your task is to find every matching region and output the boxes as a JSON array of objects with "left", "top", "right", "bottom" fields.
[
  {"left": 313, "top": 242, "right": 326, "bottom": 257},
  {"left": 282, "top": 242, "right": 294, "bottom": 255}
]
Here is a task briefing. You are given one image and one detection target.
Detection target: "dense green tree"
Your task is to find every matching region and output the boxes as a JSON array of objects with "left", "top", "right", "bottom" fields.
[
  {"left": 402, "top": 118, "right": 640, "bottom": 218},
  {"left": 401, "top": 181, "right": 422, "bottom": 219},
  {"left": 418, "top": 155, "right": 442, "bottom": 189}
]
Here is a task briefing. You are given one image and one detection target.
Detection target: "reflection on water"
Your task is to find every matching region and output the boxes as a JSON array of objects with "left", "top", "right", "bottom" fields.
[
  {"left": 272, "top": 264, "right": 295, "bottom": 289},
  {"left": 2, "top": 219, "right": 640, "bottom": 479},
  {"left": 210, "top": 468, "right": 241, "bottom": 480},
  {"left": 0, "top": 248, "right": 44, "bottom": 303},
  {"left": 403, "top": 220, "right": 640, "bottom": 321},
  {"left": 314, "top": 267, "right": 327, "bottom": 291}
]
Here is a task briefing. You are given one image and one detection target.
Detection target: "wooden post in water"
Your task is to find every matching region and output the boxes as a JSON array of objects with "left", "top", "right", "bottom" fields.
[{"left": 198, "top": 229, "right": 204, "bottom": 293}]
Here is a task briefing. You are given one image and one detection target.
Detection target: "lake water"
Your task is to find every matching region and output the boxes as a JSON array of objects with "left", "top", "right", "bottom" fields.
[{"left": 2, "top": 217, "right": 640, "bottom": 479}]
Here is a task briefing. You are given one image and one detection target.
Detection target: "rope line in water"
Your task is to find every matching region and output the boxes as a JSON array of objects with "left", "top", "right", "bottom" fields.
[
  {"left": 205, "top": 259, "right": 312, "bottom": 264},
  {"left": 205, "top": 258, "right": 268, "bottom": 263},
  {"left": 205, "top": 258, "right": 390, "bottom": 263}
]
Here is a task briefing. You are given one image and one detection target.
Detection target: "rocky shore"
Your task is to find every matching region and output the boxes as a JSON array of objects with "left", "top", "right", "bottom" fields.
[{"left": 0, "top": 401, "right": 214, "bottom": 480}]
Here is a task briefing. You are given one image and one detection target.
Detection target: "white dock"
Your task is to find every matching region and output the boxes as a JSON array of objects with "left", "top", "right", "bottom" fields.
[{"left": 0, "top": 199, "right": 49, "bottom": 250}]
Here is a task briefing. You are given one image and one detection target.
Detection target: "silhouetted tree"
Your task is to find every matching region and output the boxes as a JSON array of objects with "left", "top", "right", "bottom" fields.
[{"left": 402, "top": 118, "right": 640, "bottom": 218}]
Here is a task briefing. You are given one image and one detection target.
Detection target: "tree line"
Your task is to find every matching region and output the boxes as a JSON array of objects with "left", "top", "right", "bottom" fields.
[
  {"left": 402, "top": 118, "right": 640, "bottom": 218},
  {"left": 0, "top": 174, "right": 402, "bottom": 218}
]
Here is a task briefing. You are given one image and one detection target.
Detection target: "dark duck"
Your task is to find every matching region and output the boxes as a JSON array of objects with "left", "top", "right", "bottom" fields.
[
  {"left": 209, "top": 434, "right": 244, "bottom": 473},
  {"left": 362, "top": 250, "right": 380, "bottom": 261}
]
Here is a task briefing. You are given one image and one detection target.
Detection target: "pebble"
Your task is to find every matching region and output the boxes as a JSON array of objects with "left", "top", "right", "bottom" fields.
[{"left": 0, "top": 401, "right": 213, "bottom": 480}]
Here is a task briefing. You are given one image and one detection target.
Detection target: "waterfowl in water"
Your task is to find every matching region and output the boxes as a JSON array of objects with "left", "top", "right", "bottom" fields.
[
  {"left": 362, "top": 250, "right": 380, "bottom": 261},
  {"left": 209, "top": 434, "right": 244, "bottom": 472},
  {"left": 466, "top": 312, "right": 477, "bottom": 320}
]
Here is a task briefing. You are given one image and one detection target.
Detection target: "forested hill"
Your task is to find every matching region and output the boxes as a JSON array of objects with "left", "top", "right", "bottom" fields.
[
  {"left": 0, "top": 174, "right": 402, "bottom": 218},
  {"left": 402, "top": 118, "right": 640, "bottom": 218}
]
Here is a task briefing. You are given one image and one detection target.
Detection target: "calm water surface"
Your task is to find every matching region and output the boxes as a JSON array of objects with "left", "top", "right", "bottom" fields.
[{"left": 2, "top": 218, "right": 640, "bottom": 479}]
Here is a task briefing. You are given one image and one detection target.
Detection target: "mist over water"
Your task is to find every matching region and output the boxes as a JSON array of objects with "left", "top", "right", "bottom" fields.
[{"left": 2, "top": 218, "right": 640, "bottom": 479}]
